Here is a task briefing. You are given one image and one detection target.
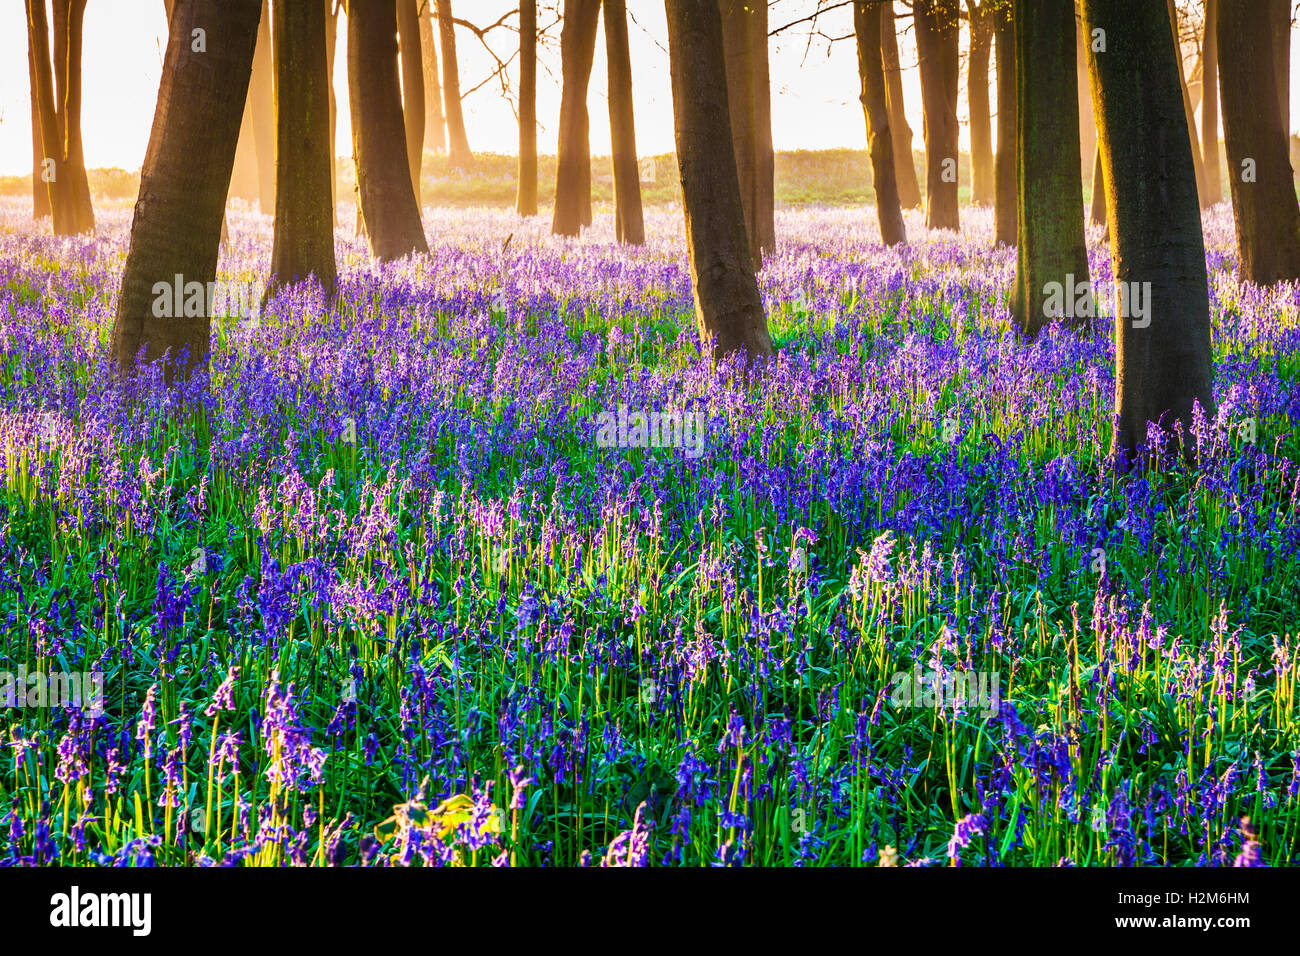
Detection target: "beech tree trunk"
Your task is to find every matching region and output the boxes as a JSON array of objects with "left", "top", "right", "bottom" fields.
[
  {"left": 1075, "top": 6, "right": 1096, "bottom": 182},
  {"left": 1201, "top": 0, "right": 1221, "bottom": 205},
  {"left": 397, "top": 0, "right": 424, "bottom": 205},
  {"left": 1081, "top": 0, "right": 1215, "bottom": 464},
  {"left": 419, "top": 1, "right": 446, "bottom": 153},
  {"left": 325, "top": 0, "right": 338, "bottom": 222},
  {"left": 1012, "top": 0, "right": 1089, "bottom": 338},
  {"left": 1272, "top": 0, "right": 1290, "bottom": 136},
  {"left": 267, "top": 0, "right": 336, "bottom": 298},
  {"left": 437, "top": 0, "right": 472, "bottom": 167},
  {"left": 29, "top": 73, "right": 50, "bottom": 218},
  {"left": 348, "top": 0, "right": 430, "bottom": 261},
  {"left": 552, "top": 0, "right": 600, "bottom": 237},
  {"left": 1218, "top": 0, "right": 1300, "bottom": 284},
  {"left": 722, "top": 0, "right": 759, "bottom": 264},
  {"left": 605, "top": 0, "right": 644, "bottom": 244},
  {"left": 881, "top": 1, "right": 922, "bottom": 209},
  {"left": 665, "top": 0, "right": 773, "bottom": 365},
  {"left": 111, "top": 0, "right": 262, "bottom": 375},
  {"left": 993, "top": 0, "right": 1016, "bottom": 246},
  {"left": 968, "top": 0, "right": 994, "bottom": 206},
  {"left": 752, "top": 0, "right": 776, "bottom": 260},
  {"left": 855, "top": 0, "right": 905, "bottom": 245},
  {"left": 914, "top": 0, "right": 960, "bottom": 230},
  {"left": 1168, "top": 0, "right": 1208, "bottom": 205},
  {"left": 250, "top": 1, "right": 275, "bottom": 213},
  {"left": 517, "top": 0, "right": 538, "bottom": 215}
]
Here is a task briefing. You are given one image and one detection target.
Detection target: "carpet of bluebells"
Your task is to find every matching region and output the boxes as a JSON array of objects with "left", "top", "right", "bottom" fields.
[{"left": 1, "top": 195, "right": 1298, "bottom": 867}]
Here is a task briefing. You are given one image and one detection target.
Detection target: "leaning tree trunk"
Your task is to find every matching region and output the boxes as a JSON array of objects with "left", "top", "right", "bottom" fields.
[
  {"left": 664, "top": 0, "right": 773, "bottom": 366},
  {"left": 752, "top": 0, "right": 776, "bottom": 261},
  {"left": 605, "top": 0, "right": 644, "bottom": 245},
  {"left": 1012, "top": 0, "right": 1089, "bottom": 339},
  {"left": 517, "top": 0, "right": 538, "bottom": 215},
  {"left": 1218, "top": 0, "right": 1300, "bottom": 284},
  {"left": 111, "top": 0, "right": 262, "bottom": 376},
  {"left": 397, "top": 0, "right": 424, "bottom": 205},
  {"left": 854, "top": 0, "right": 905, "bottom": 246},
  {"left": 993, "top": 0, "right": 1017, "bottom": 246},
  {"left": 968, "top": 0, "right": 994, "bottom": 206},
  {"left": 1088, "top": 143, "right": 1107, "bottom": 228},
  {"left": 881, "top": 1, "right": 922, "bottom": 209},
  {"left": 1081, "top": 0, "right": 1215, "bottom": 465},
  {"left": 914, "top": 0, "right": 960, "bottom": 230},
  {"left": 436, "top": 0, "right": 471, "bottom": 167},
  {"left": 1201, "top": 0, "right": 1221, "bottom": 205},
  {"left": 1167, "top": 0, "right": 1208, "bottom": 205},
  {"left": 722, "top": 0, "right": 759, "bottom": 265},
  {"left": 267, "top": 0, "right": 336, "bottom": 299},
  {"left": 552, "top": 0, "right": 601, "bottom": 237},
  {"left": 250, "top": 1, "right": 275, "bottom": 213},
  {"left": 348, "top": 0, "right": 430, "bottom": 261}
]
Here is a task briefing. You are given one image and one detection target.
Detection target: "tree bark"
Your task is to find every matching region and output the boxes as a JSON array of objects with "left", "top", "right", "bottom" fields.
[
  {"left": 1081, "top": 0, "right": 1215, "bottom": 464},
  {"left": 348, "top": 0, "right": 430, "bottom": 261},
  {"left": 605, "top": 0, "right": 644, "bottom": 244},
  {"left": 397, "top": 0, "right": 424, "bottom": 205},
  {"left": 1168, "top": 0, "right": 1208, "bottom": 205},
  {"left": 914, "top": 0, "right": 960, "bottom": 230},
  {"left": 1218, "top": 0, "right": 1300, "bottom": 284},
  {"left": 993, "top": 0, "right": 1016, "bottom": 246},
  {"left": 1075, "top": 5, "right": 1096, "bottom": 183},
  {"left": 752, "top": 0, "right": 776, "bottom": 260},
  {"left": 517, "top": 0, "right": 538, "bottom": 215},
  {"left": 325, "top": 0, "right": 338, "bottom": 222},
  {"left": 552, "top": 0, "right": 600, "bottom": 236},
  {"left": 1201, "top": 0, "right": 1221, "bottom": 205},
  {"left": 111, "top": 0, "right": 262, "bottom": 376},
  {"left": 419, "top": 0, "right": 446, "bottom": 153},
  {"left": 250, "top": 1, "right": 276, "bottom": 213},
  {"left": 664, "top": 0, "right": 773, "bottom": 366},
  {"left": 1012, "top": 0, "right": 1089, "bottom": 339},
  {"left": 968, "top": 0, "right": 994, "bottom": 206},
  {"left": 722, "top": 0, "right": 759, "bottom": 265},
  {"left": 881, "top": 1, "right": 922, "bottom": 209},
  {"left": 855, "top": 0, "right": 905, "bottom": 245},
  {"left": 437, "top": 0, "right": 472, "bottom": 167},
  {"left": 267, "top": 0, "right": 336, "bottom": 299},
  {"left": 1272, "top": 0, "right": 1290, "bottom": 136}
]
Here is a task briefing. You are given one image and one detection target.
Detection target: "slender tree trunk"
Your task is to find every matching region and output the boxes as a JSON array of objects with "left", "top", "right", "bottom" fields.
[
  {"left": 968, "top": 0, "right": 994, "bottom": 206},
  {"left": 855, "top": 0, "right": 905, "bottom": 245},
  {"left": 517, "top": 0, "right": 538, "bottom": 215},
  {"left": 914, "top": 0, "right": 960, "bottom": 230},
  {"left": 993, "top": 0, "right": 1016, "bottom": 245},
  {"left": 664, "top": 0, "right": 772, "bottom": 365},
  {"left": 420, "top": 1, "right": 446, "bottom": 153},
  {"left": 348, "top": 0, "right": 430, "bottom": 261},
  {"left": 1272, "top": 0, "right": 1290, "bottom": 136},
  {"left": 111, "top": 0, "right": 262, "bottom": 376},
  {"left": 881, "top": 1, "right": 922, "bottom": 209},
  {"left": 325, "top": 0, "right": 338, "bottom": 223},
  {"left": 722, "top": 0, "right": 759, "bottom": 264},
  {"left": 1081, "top": 0, "right": 1215, "bottom": 464},
  {"left": 1012, "top": 0, "right": 1089, "bottom": 339},
  {"left": 752, "top": 0, "right": 776, "bottom": 260},
  {"left": 1201, "top": 0, "right": 1221, "bottom": 205},
  {"left": 552, "top": 0, "right": 601, "bottom": 237},
  {"left": 397, "top": 0, "right": 424, "bottom": 206},
  {"left": 1089, "top": 142, "right": 1107, "bottom": 227},
  {"left": 267, "top": 0, "right": 336, "bottom": 299},
  {"left": 605, "top": 0, "right": 644, "bottom": 244},
  {"left": 437, "top": 0, "right": 472, "bottom": 167},
  {"left": 250, "top": 1, "right": 275, "bottom": 213},
  {"left": 1218, "top": 0, "right": 1300, "bottom": 284},
  {"left": 1168, "top": 0, "right": 1208, "bottom": 205}
]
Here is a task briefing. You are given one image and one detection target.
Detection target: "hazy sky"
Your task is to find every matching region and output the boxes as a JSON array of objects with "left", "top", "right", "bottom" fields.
[{"left": 1, "top": 1, "right": 1296, "bottom": 178}]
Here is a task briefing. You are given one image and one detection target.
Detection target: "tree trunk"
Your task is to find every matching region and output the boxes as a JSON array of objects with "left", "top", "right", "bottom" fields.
[
  {"left": 1201, "top": 0, "right": 1221, "bottom": 205},
  {"left": 1272, "top": 0, "right": 1290, "bottom": 136},
  {"left": 1075, "top": 6, "right": 1096, "bottom": 183},
  {"left": 752, "top": 0, "right": 776, "bottom": 260},
  {"left": 1012, "top": 0, "right": 1089, "bottom": 339},
  {"left": 348, "top": 0, "right": 430, "bottom": 261},
  {"left": 420, "top": 1, "right": 446, "bottom": 153},
  {"left": 325, "top": 0, "right": 338, "bottom": 223},
  {"left": 29, "top": 73, "right": 50, "bottom": 218},
  {"left": 914, "top": 0, "right": 960, "bottom": 230},
  {"left": 437, "top": 0, "right": 472, "bottom": 167},
  {"left": 1218, "top": 0, "right": 1300, "bottom": 284},
  {"left": 397, "top": 0, "right": 424, "bottom": 206},
  {"left": 1081, "top": 0, "right": 1215, "bottom": 464},
  {"left": 250, "top": 1, "right": 276, "bottom": 213},
  {"left": 552, "top": 0, "right": 600, "bottom": 237},
  {"left": 722, "top": 0, "right": 759, "bottom": 265},
  {"left": 111, "top": 0, "right": 262, "bottom": 376},
  {"left": 855, "top": 0, "right": 905, "bottom": 245},
  {"left": 993, "top": 0, "right": 1016, "bottom": 245},
  {"left": 664, "top": 0, "right": 773, "bottom": 366},
  {"left": 881, "top": 1, "right": 922, "bottom": 209},
  {"left": 605, "top": 0, "right": 644, "bottom": 244},
  {"left": 267, "top": 0, "right": 336, "bottom": 299},
  {"left": 1089, "top": 142, "right": 1106, "bottom": 227},
  {"left": 1168, "top": 0, "right": 1208, "bottom": 205},
  {"left": 517, "top": 0, "right": 538, "bottom": 215},
  {"left": 968, "top": 1, "right": 994, "bottom": 206}
]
